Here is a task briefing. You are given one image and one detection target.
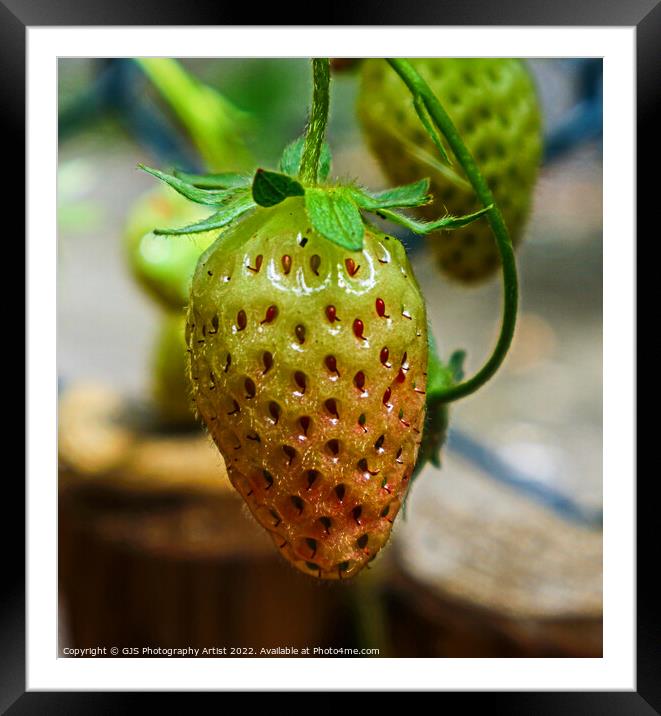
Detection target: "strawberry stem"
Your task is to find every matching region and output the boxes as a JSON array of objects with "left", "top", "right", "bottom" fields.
[
  {"left": 300, "top": 59, "right": 331, "bottom": 185},
  {"left": 387, "top": 58, "right": 519, "bottom": 403},
  {"left": 350, "top": 565, "right": 392, "bottom": 656}
]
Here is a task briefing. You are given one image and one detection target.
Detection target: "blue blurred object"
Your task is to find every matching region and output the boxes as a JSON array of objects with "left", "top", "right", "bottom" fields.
[
  {"left": 447, "top": 427, "right": 602, "bottom": 528},
  {"left": 59, "top": 59, "right": 201, "bottom": 172},
  {"left": 543, "top": 59, "right": 603, "bottom": 163}
]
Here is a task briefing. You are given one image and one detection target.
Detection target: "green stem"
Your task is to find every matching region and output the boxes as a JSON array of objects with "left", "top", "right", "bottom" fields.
[
  {"left": 350, "top": 564, "right": 392, "bottom": 657},
  {"left": 387, "top": 59, "right": 518, "bottom": 403},
  {"left": 136, "top": 58, "right": 252, "bottom": 172},
  {"left": 299, "top": 59, "right": 331, "bottom": 184}
]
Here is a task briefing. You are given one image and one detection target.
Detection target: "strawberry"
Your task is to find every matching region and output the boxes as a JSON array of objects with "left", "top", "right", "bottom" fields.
[
  {"left": 141, "top": 75, "right": 489, "bottom": 577},
  {"left": 357, "top": 58, "right": 543, "bottom": 283},
  {"left": 123, "top": 186, "right": 217, "bottom": 310},
  {"left": 123, "top": 188, "right": 224, "bottom": 426},
  {"left": 152, "top": 312, "right": 195, "bottom": 426},
  {"left": 187, "top": 196, "right": 428, "bottom": 578}
]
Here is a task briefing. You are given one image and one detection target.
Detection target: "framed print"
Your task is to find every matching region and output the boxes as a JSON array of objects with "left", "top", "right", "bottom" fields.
[{"left": 7, "top": 0, "right": 651, "bottom": 708}]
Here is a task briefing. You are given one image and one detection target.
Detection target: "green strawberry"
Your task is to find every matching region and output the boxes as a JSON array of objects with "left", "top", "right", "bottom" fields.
[
  {"left": 124, "top": 186, "right": 217, "bottom": 310},
  {"left": 357, "top": 58, "right": 543, "bottom": 283},
  {"left": 123, "top": 187, "right": 222, "bottom": 426},
  {"left": 141, "top": 112, "right": 489, "bottom": 577},
  {"left": 186, "top": 196, "right": 428, "bottom": 579},
  {"left": 152, "top": 312, "right": 195, "bottom": 426}
]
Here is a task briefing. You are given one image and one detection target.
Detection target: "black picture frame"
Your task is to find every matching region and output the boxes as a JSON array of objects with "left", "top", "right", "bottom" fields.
[{"left": 7, "top": 0, "right": 649, "bottom": 710}]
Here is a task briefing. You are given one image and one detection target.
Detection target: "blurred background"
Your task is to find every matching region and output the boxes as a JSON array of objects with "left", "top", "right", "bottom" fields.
[{"left": 58, "top": 58, "right": 602, "bottom": 658}]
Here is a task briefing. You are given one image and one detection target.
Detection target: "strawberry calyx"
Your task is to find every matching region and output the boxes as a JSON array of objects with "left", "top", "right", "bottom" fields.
[
  {"left": 138, "top": 55, "right": 492, "bottom": 253},
  {"left": 139, "top": 133, "right": 491, "bottom": 252}
]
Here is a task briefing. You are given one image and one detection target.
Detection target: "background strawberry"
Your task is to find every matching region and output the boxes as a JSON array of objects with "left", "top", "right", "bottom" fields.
[
  {"left": 124, "top": 187, "right": 217, "bottom": 311},
  {"left": 357, "top": 58, "right": 543, "bottom": 283},
  {"left": 187, "top": 196, "right": 428, "bottom": 579},
  {"left": 123, "top": 187, "right": 224, "bottom": 424},
  {"left": 152, "top": 312, "right": 195, "bottom": 426}
]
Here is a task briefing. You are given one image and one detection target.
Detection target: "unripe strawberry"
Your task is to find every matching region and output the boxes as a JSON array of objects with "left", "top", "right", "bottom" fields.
[
  {"left": 357, "top": 58, "right": 543, "bottom": 283},
  {"left": 123, "top": 187, "right": 222, "bottom": 425},
  {"left": 187, "top": 197, "right": 428, "bottom": 579},
  {"left": 124, "top": 187, "right": 216, "bottom": 310},
  {"left": 152, "top": 312, "right": 195, "bottom": 426}
]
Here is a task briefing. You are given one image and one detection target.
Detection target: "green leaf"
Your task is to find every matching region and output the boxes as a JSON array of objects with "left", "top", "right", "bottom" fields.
[
  {"left": 153, "top": 192, "right": 255, "bottom": 235},
  {"left": 370, "top": 179, "right": 431, "bottom": 208},
  {"left": 278, "top": 136, "right": 332, "bottom": 181},
  {"left": 278, "top": 137, "right": 305, "bottom": 176},
  {"left": 447, "top": 349, "right": 466, "bottom": 383},
  {"left": 139, "top": 165, "right": 242, "bottom": 206},
  {"left": 279, "top": 137, "right": 305, "bottom": 175},
  {"left": 318, "top": 144, "right": 332, "bottom": 182},
  {"left": 431, "top": 206, "right": 493, "bottom": 230},
  {"left": 172, "top": 170, "right": 251, "bottom": 189},
  {"left": 351, "top": 179, "right": 431, "bottom": 211},
  {"left": 305, "top": 188, "right": 365, "bottom": 250},
  {"left": 377, "top": 119, "right": 469, "bottom": 190},
  {"left": 252, "top": 169, "right": 305, "bottom": 208},
  {"left": 414, "top": 95, "right": 452, "bottom": 166},
  {"left": 375, "top": 204, "right": 492, "bottom": 234},
  {"left": 426, "top": 335, "right": 454, "bottom": 398},
  {"left": 411, "top": 333, "right": 458, "bottom": 478}
]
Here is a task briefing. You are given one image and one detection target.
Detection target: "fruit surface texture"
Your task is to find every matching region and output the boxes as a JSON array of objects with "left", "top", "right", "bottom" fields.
[
  {"left": 187, "top": 197, "right": 428, "bottom": 579},
  {"left": 358, "top": 58, "right": 542, "bottom": 283}
]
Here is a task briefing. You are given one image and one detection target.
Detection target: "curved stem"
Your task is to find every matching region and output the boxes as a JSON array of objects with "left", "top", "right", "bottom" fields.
[
  {"left": 387, "top": 58, "right": 518, "bottom": 403},
  {"left": 136, "top": 58, "right": 252, "bottom": 172},
  {"left": 299, "top": 59, "right": 331, "bottom": 184}
]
